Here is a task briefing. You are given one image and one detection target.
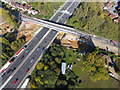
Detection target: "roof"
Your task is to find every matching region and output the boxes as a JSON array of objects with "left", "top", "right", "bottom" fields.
[
  {"left": 106, "top": 1, "right": 113, "bottom": 9},
  {"left": 61, "top": 63, "right": 66, "bottom": 74},
  {"left": 114, "top": 18, "right": 120, "bottom": 23},
  {"left": 109, "top": 13, "right": 117, "bottom": 19}
]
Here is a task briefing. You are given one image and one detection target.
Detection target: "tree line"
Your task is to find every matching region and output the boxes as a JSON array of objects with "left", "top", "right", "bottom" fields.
[
  {"left": 0, "top": 8, "right": 18, "bottom": 29},
  {"left": 28, "top": 2, "right": 63, "bottom": 19},
  {"left": 66, "top": 2, "right": 119, "bottom": 41},
  {"left": 29, "top": 43, "right": 82, "bottom": 88},
  {"left": 29, "top": 42, "right": 118, "bottom": 88},
  {"left": 1, "top": 32, "right": 25, "bottom": 66}
]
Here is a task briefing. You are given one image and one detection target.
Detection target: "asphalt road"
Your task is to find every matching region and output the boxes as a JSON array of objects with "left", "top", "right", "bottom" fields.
[
  {"left": 4, "top": 30, "right": 58, "bottom": 88},
  {"left": 2, "top": 0, "right": 80, "bottom": 88},
  {"left": 1, "top": 27, "right": 49, "bottom": 85}
]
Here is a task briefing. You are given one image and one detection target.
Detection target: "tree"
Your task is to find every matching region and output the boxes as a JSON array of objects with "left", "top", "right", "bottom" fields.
[
  {"left": 82, "top": 51, "right": 109, "bottom": 81},
  {"left": 51, "top": 50, "right": 58, "bottom": 57},
  {"left": 60, "top": 51, "right": 64, "bottom": 58},
  {"left": 55, "top": 57, "right": 61, "bottom": 64},
  {"left": 6, "top": 32, "right": 17, "bottom": 43},
  {"left": 2, "top": 37, "right": 10, "bottom": 45},
  {"left": 55, "top": 68, "right": 61, "bottom": 75},
  {"left": 11, "top": 41, "right": 19, "bottom": 51},
  {"left": 36, "top": 62, "right": 44, "bottom": 70},
  {"left": 44, "top": 65, "right": 48, "bottom": 70}
]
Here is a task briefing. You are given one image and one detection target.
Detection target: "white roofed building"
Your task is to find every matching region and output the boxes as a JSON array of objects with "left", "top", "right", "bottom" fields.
[{"left": 61, "top": 62, "right": 66, "bottom": 74}]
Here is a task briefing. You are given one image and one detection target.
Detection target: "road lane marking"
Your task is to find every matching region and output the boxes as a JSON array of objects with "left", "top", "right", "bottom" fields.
[
  {"left": 0, "top": 76, "right": 12, "bottom": 89},
  {"left": 3, "top": 1, "right": 81, "bottom": 88},
  {"left": 18, "top": 31, "right": 58, "bottom": 88},
  {"left": 3, "top": 29, "right": 51, "bottom": 88},
  {"left": 56, "top": 0, "right": 75, "bottom": 22}
]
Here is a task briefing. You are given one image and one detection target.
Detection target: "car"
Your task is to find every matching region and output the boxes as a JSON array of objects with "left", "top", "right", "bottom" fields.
[
  {"left": 2, "top": 73, "right": 6, "bottom": 77},
  {"left": 21, "top": 55, "right": 24, "bottom": 59},
  {"left": 31, "top": 58, "right": 34, "bottom": 62},
  {"left": 26, "top": 68, "right": 29, "bottom": 73},
  {"left": 109, "top": 72, "right": 114, "bottom": 77},
  {"left": 37, "top": 47, "right": 40, "bottom": 50},
  {"left": 13, "top": 78, "right": 18, "bottom": 85},
  {"left": 42, "top": 47, "right": 45, "bottom": 51},
  {"left": 25, "top": 49, "right": 28, "bottom": 53},
  {"left": 44, "top": 41, "right": 47, "bottom": 45},
  {"left": 9, "top": 57, "right": 15, "bottom": 63},
  {"left": 23, "top": 45, "right": 27, "bottom": 49},
  {"left": 7, "top": 69, "right": 11, "bottom": 74},
  {"left": 12, "top": 67, "right": 16, "bottom": 72},
  {"left": 53, "top": 30, "right": 56, "bottom": 33}
]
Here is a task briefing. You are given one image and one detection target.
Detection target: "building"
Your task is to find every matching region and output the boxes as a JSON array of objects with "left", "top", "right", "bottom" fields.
[
  {"left": 61, "top": 62, "right": 66, "bottom": 74},
  {"left": 109, "top": 13, "right": 117, "bottom": 19},
  {"left": 1, "top": 0, "right": 38, "bottom": 15},
  {"left": 102, "top": 1, "right": 119, "bottom": 23}
]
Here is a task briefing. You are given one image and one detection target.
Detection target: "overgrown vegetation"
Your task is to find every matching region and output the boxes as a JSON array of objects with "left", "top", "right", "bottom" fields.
[
  {"left": 1, "top": 32, "right": 25, "bottom": 67},
  {"left": 28, "top": 2, "right": 64, "bottom": 19},
  {"left": 29, "top": 43, "right": 82, "bottom": 88},
  {"left": 66, "top": 2, "right": 119, "bottom": 41},
  {"left": 0, "top": 8, "right": 18, "bottom": 29},
  {"left": 115, "top": 58, "right": 120, "bottom": 75},
  {"left": 29, "top": 42, "right": 119, "bottom": 88}
]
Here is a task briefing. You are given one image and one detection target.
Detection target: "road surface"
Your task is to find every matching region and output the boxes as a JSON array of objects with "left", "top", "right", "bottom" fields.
[{"left": 2, "top": 0, "right": 80, "bottom": 89}]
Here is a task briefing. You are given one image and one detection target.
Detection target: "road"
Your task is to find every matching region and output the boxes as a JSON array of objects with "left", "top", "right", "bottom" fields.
[
  {"left": 0, "top": 27, "right": 49, "bottom": 84},
  {"left": 21, "top": 3, "right": 120, "bottom": 55},
  {"left": 2, "top": 0, "right": 80, "bottom": 89},
  {"left": 22, "top": 14, "right": 120, "bottom": 55}
]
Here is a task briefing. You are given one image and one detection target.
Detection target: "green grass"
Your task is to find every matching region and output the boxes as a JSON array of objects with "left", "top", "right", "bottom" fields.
[{"left": 63, "top": 47, "right": 120, "bottom": 88}]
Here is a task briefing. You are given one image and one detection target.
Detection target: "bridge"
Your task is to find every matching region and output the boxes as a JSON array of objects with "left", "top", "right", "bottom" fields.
[
  {"left": 21, "top": 13, "right": 120, "bottom": 55},
  {"left": 0, "top": 0, "right": 119, "bottom": 89},
  {"left": 0, "top": 0, "right": 81, "bottom": 89}
]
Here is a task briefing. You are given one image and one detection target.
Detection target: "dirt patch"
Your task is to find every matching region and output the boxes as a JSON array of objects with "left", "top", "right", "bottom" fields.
[{"left": 17, "top": 22, "right": 41, "bottom": 39}]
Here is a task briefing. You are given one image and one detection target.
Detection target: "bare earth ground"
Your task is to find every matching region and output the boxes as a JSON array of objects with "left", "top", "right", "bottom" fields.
[{"left": 17, "top": 22, "right": 41, "bottom": 41}]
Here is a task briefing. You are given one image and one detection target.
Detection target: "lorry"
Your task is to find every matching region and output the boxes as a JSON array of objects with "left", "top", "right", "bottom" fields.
[{"left": 0, "top": 62, "right": 11, "bottom": 73}]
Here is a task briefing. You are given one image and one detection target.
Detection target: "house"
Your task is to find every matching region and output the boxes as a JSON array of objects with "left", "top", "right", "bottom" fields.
[
  {"left": 105, "top": 1, "right": 113, "bottom": 9},
  {"left": 114, "top": 18, "right": 120, "bottom": 23},
  {"left": 106, "top": 10, "right": 111, "bottom": 16},
  {"left": 61, "top": 62, "right": 66, "bottom": 74},
  {"left": 109, "top": 13, "right": 117, "bottom": 19},
  {"left": 1, "top": 0, "right": 38, "bottom": 15}
]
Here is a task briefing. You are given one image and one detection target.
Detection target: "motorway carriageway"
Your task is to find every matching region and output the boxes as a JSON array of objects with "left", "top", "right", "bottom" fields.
[
  {"left": 0, "top": 27, "right": 49, "bottom": 85},
  {"left": 2, "top": 0, "right": 80, "bottom": 88}
]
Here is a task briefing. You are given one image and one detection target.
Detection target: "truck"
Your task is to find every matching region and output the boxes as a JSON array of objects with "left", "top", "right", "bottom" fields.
[
  {"left": 0, "top": 62, "right": 11, "bottom": 73},
  {"left": 21, "top": 78, "right": 30, "bottom": 88},
  {"left": 16, "top": 48, "right": 24, "bottom": 56},
  {"left": 16, "top": 45, "right": 27, "bottom": 56}
]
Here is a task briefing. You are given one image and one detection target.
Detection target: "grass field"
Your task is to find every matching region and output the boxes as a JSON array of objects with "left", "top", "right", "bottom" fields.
[{"left": 63, "top": 48, "right": 120, "bottom": 88}]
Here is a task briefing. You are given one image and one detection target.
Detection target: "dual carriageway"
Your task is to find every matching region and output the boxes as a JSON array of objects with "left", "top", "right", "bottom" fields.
[{"left": 0, "top": 0, "right": 80, "bottom": 89}]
